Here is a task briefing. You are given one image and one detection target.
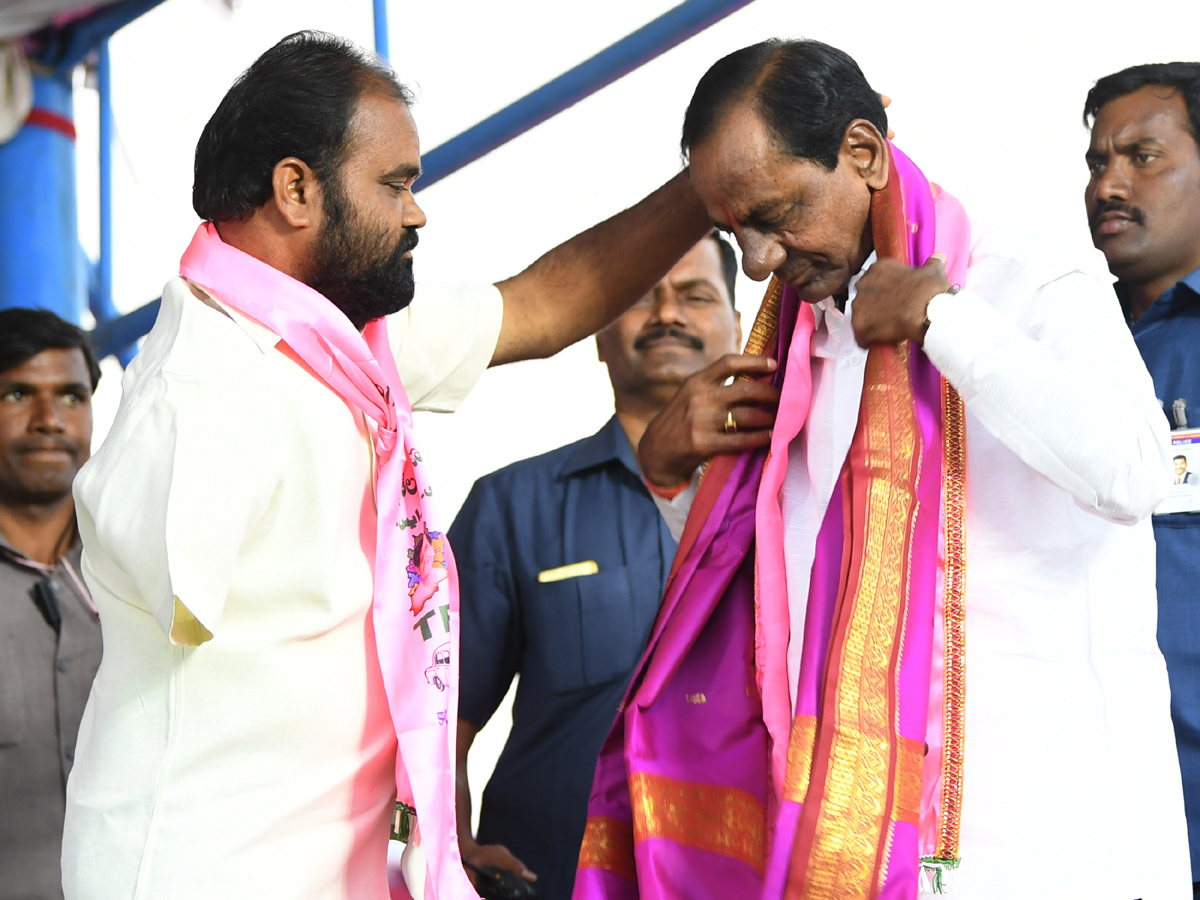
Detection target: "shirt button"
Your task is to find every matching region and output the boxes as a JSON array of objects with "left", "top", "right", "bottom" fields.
[
  {"left": 65, "top": 746, "right": 75, "bottom": 761},
  {"left": 849, "top": 355, "right": 863, "bottom": 366},
  {"left": 56, "top": 660, "right": 69, "bottom": 674}
]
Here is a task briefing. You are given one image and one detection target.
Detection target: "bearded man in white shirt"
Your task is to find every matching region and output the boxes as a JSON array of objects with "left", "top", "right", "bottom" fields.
[
  {"left": 573, "top": 39, "right": 1191, "bottom": 900},
  {"left": 62, "top": 30, "right": 715, "bottom": 900}
]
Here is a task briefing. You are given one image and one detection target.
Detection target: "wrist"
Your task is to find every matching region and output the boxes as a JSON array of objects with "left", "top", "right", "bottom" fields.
[
  {"left": 643, "top": 473, "right": 690, "bottom": 499},
  {"left": 919, "top": 284, "right": 960, "bottom": 341}
]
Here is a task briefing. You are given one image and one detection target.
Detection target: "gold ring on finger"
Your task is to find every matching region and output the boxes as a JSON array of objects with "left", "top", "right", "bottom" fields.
[{"left": 725, "top": 409, "right": 737, "bottom": 434}]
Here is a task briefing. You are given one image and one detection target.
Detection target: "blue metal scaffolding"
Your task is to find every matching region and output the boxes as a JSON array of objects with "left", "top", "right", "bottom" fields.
[{"left": 0, "top": 0, "right": 755, "bottom": 359}]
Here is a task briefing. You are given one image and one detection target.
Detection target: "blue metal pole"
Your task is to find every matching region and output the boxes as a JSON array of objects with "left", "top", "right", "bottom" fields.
[
  {"left": 97, "top": 42, "right": 114, "bottom": 323},
  {"left": 46, "top": 0, "right": 169, "bottom": 78},
  {"left": 93, "top": 40, "right": 136, "bottom": 364},
  {"left": 0, "top": 73, "right": 84, "bottom": 322},
  {"left": 87, "top": 0, "right": 753, "bottom": 349},
  {"left": 373, "top": 0, "right": 390, "bottom": 62},
  {"left": 416, "top": 0, "right": 756, "bottom": 191},
  {"left": 92, "top": 297, "right": 160, "bottom": 360}
]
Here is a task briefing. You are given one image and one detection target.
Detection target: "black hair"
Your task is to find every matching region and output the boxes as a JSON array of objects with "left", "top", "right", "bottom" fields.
[
  {"left": 707, "top": 231, "right": 738, "bottom": 309},
  {"left": 681, "top": 39, "right": 887, "bottom": 171},
  {"left": 193, "top": 30, "right": 413, "bottom": 222},
  {"left": 1175, "top": 454, "right": 1189, "bottom": 463},
  {"left": 0, "top": 308, "right": 101, "bottom": 389},
  {"left": 1084, "top": 63, "right": 1200, "bottom": 150}
]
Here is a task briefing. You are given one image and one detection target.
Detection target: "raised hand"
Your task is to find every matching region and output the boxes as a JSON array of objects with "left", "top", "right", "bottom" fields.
[
  {"left": 638, "top": 353, "right": 780, "bottom": 488},
  {"left": 851, "top": 254, "right": 951, "bottom": 347}
]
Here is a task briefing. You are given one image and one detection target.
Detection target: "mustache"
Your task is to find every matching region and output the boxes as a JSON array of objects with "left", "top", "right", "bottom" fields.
[
  {"left": 13, "top": 437, "right": 79, "bottom": 455},
  {"left": 1089, "top": 200, "right": 1145, "bottom": 230},
  {"left": 398, "top": 228, "right": 419, "bottom": 255},
  {"left": 633, "top": 326, "right": 704, "bottom": 352}
]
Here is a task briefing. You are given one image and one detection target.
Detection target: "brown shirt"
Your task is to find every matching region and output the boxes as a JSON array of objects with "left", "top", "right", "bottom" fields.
[{"left": 0, "top": 529, "right": 101, "bottom": 900}]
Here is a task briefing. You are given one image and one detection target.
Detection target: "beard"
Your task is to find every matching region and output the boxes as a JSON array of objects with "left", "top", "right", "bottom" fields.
[{"left": 304, "top": 175, "right": 419, "bottom": 330}]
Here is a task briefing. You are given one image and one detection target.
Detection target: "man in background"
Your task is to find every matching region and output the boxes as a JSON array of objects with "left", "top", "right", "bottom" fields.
[
  {"left": 452, "top": 232, "right": 777, "bottom": 900},
  {"left": 0, "top": 309, "right": 101, "bottom": 900},
  {"left": 1084, "top": 62, "right": 1200, "bottom": 893}
]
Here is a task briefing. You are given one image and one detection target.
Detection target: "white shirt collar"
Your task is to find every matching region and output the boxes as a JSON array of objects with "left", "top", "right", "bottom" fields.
[{"left": 183, "top": 279, "right": 282, "bottom": 354}]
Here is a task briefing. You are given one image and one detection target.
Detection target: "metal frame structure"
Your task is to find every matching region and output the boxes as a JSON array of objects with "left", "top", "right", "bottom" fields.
[{"left": 0, "top": 0, "right": 756, "bottom": 359}]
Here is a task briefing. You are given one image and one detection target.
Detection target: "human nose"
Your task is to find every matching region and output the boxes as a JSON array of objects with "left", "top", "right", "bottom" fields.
[
  {"left": 1095, "top": 157, "right": 1131, "bottom": 203},
  {"left": 647, "top": 287, "right": 686, "bottom": 326},
  {"left": 739, "top": 231, "right": 785, "bottom": 282},
  {"left": 403, "top": 194, "right": 427, "bottom": 229},
  {"left": 29, "top": 395, "right": 64, "bottom": 433}
]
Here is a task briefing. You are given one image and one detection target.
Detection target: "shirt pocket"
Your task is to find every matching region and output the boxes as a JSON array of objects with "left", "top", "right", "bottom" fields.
[
  {"left": 0, "top": 630, "right": 28, "bottom": 746},
  {"left": 532, "top": 564, "right": 649, "bottom": 695}
]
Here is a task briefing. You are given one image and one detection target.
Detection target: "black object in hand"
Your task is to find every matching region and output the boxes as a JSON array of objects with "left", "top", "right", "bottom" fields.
[{"left": 463, "top": 860, "right": 538, "bottom": 900}]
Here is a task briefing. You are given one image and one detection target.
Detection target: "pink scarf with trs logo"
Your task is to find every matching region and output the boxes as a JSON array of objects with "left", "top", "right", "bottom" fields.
[{"left": 180, "top": 222, "right": 473, "bottom": 900}]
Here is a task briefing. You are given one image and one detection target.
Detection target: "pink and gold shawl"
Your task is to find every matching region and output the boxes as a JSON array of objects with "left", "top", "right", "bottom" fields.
[
  {"left": 180, "top": 223, "right": 475, "bottom": 900},
  {"left": 573, "top": 146, "right": 971, "bottom": 900}
]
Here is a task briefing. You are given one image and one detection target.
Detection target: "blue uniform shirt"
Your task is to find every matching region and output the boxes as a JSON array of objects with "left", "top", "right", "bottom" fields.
[
  {"left": 451, "top": 417, "right": 675, "bottom": 900},
  {"left": 1124, "top": 268, "right": 1200, "bottom": 877}
]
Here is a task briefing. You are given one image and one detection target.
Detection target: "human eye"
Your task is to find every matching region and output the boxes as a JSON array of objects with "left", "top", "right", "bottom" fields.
[
  {"left": 1134, "top": 151, "right": 1158, "bottom": 165},
  {"left": 0, "top": 388, "right": 24, "bottom": 402},
  {"left": 1086, "top": 158, "right": 1105, "bottom": 176}
]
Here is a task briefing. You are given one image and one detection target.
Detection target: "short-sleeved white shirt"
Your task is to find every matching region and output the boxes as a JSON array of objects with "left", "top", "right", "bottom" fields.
[{"left": 64, "top": 276, "right": 503, "bottom": 900}]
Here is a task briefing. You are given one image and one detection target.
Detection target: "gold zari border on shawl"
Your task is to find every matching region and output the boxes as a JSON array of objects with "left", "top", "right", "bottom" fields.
[
  {"left": 630, "top": 771, "right": 766, "bottom": 874},
  {"left": 801, "top": 344, "right": 919, "bottom": 900},
  {"left": 744, "top": 277, "right": 784, "bottom": 357},
  {"left": 578, "top": 816, "right": 637, "bottom": 882},
  {"left": 701, "top": 275, "right": 783, "bottom": 487},
  {"left": 936, "top": 382, "right": 968, "bottom": 860},
  {"left": 783, "top": 714, "right": 923, "bottom": 826}
]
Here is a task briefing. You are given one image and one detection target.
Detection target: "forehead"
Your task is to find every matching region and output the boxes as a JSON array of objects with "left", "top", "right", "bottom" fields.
[
  {"left": 1092, "top": 85, "right": 1195, "bottom": 147},
  {"left": 0, "top": 347, "right": 90, "bottom": 385},
  {"left": 667, "top": 238, "right": 726, "bottom": 288},
  {"left": 688, "top": 103, "right": 784, "bottom": 201},
  {"left": 687, "top": 101, "right": 829, "bottom": 220},
  {"left": 343, "top": 90, "right": 421, "bottom": 173}
]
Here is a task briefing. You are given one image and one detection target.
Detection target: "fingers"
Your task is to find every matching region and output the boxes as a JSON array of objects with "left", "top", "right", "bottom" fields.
[
  {"left": 725, "top": 405, "right": 776, "bottom": 433},
  {"left": 698, "top": 353, "right": 778, "bottom": 384},
  {"left": 711, "top": 427, "right": 775, "bottom": 456},
  {"left": 467, "top": 844, "right": 537, "bottom": 882},
  {"left": 718, "top": 378, "right": 781, "bottom": 408}
]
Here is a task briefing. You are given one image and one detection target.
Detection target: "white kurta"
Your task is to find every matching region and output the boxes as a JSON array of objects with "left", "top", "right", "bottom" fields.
[
  {"left": 779, "top": 224, "right": 1191, "bottom": 900},
  {"left": 64, "top": 277, "right": 503, "bottom": 900}
]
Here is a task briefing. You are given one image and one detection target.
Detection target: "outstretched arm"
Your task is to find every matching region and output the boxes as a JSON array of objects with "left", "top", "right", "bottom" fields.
[
  {"left": 491, "top": 171, "right": 711, "bottom": 366},
  {"left": 455, "top": 720, "right": 536, "bottom": 888}
]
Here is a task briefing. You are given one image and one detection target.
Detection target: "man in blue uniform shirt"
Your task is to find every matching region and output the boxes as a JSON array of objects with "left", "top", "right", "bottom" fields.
[
  {"left": 451, "top": 233, "right": 780, "bottom": 900},
  {"left": 1085, "top": 62, "right": 1200, "bottom": 893}
]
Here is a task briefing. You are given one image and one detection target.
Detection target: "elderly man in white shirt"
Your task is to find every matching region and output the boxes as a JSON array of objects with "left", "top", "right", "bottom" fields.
[
  {"left": 602, "top": 39, "right": 1191, "bottom": 900},
  {"left": 62, "top": 30, "right": 714, "bottom": 900}
]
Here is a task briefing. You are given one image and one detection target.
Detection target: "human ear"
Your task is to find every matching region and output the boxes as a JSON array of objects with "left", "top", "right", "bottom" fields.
[
  {"left": 271, "top": 157, "right": 319, "bottom": 229},
  {"left": 842, "top": 120, "right": 888, "bottom": 190}
]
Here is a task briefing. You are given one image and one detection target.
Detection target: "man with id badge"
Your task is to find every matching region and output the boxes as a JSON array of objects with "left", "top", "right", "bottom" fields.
[
  {"left": 1085, "top": 62, "right": 1200, "bottom": 894},
  {"left": 450, "top": 233, "right": 768, "bottom": 900}
]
